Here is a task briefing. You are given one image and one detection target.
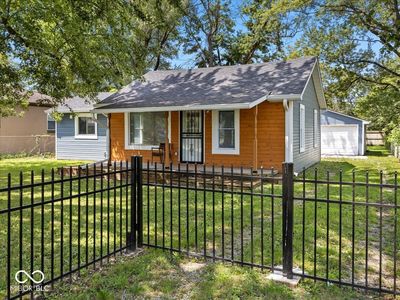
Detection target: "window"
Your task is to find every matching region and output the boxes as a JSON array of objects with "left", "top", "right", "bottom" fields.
[
  {"left": 47, "top": 114, "right": 55, "bottom": 132},
  {"left": 219, "top": 111, "right": 235, "bottom": 149},
  {"left": 126, "top": 112, "right": 166, "bottom": 149},
  {"left": 212, "top": 110, "right": 240, "bottom": 155},
  {"left": 300, "top": 104, "right": 305, "bottom": 153},
  {"left": 74, "top": 114, "right": 97, "bottom": 139},
  {"left": 313, "top": 109, "right": 318, "bottom": 148}
]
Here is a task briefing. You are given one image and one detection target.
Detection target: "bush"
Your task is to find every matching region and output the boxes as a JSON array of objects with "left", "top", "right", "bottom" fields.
[
  {"left": 388, "top": 127, "right": 400, "bottom": 145},
  {"left": 0, "top": 152, "right": 54, "bottom": 160}
]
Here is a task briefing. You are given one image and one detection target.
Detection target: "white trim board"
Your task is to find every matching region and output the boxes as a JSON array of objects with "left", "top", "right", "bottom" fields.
[
  {"left": 284, "top": 100, "right": 294, "bottom": 163},
  {"left": 299, "top": 104, "right": 305, "bottom": 153},
  {"left": 300, "top": 59, "right": 326, "bottom": 109},
  {"left": 92, "top": 96, "right": 304, "bottom": 114},
  {"left": 211, "top": 109, "right": 240, "bottom": 155},
  {"left": 74, "top": 113, "right": 98, "bottom": 140},
  {"left": 124, "top": 112, "right": 162, "bottom": 150}
]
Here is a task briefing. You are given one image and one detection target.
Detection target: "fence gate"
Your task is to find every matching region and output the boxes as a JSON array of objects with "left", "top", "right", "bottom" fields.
[{"left": 2, "top": 155, "right": 399, "bottom": 299}]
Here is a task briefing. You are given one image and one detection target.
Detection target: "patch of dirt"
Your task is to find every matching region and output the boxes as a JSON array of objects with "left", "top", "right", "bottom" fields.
[{"left": 180, "top": 261, "right": 206, "bottom": 273}]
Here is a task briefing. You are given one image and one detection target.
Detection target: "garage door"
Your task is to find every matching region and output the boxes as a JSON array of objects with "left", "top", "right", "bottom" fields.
[{"left": 321, "top": 125, "right": 359, "bottom": 155}]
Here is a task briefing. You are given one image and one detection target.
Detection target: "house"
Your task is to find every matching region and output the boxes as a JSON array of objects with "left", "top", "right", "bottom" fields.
[
  {"left": 0, "top": 92, "right": 55, "bottom": 154},
  {"left": 50, "top": 93, "right": 113, "bottom": 161},
  {"left": 321, "top": 110, "right": 369, "bottom": 156},
  {"left": 93, "top": 57, "right": 326, "bottom": 172}
]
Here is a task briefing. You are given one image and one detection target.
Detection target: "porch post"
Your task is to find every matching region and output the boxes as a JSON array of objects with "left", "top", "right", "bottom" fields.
[{"left": 164, "top": 111, "right": 170, "bottom": 166}]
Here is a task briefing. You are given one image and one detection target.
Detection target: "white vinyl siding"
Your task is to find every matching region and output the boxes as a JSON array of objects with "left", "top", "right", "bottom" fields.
[{"left": 299, "top": 104, "right": 305, "bottom": 153}]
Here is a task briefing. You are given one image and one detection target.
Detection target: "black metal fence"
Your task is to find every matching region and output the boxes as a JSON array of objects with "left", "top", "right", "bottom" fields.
[
  {"left": 141, "top": 160, "right": 400, "bottom": 295},
  {"left": 0, "top": 159, "right": 139, "bottom": 300},
  {"left": 1, "top": 156, "right": 399, "bottom": 299}
]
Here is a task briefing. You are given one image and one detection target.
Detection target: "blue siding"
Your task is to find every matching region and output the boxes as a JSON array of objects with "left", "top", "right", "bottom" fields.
[
  {"left": 56, "top": 114, "right": 108, "bottom": 161},
  {"left": 292, "top": 77, "right": 321, "bottom": 173},
  {"left": 321, "top": 111, "right": 365, "bottom": 155}
]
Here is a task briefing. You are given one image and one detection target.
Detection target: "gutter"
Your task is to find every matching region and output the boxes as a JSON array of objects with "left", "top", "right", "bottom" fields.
[{"left": 92, "top": 94, "right": 303, "bottom": 114}]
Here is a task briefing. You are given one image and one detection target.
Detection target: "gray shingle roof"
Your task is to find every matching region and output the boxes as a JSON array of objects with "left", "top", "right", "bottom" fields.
[
  {"left": 52, "top": 92, "right": 114, "bottom": 113},
  {"left": 96, "top": 56, "right": 317, "bottom": 110},
  {"left": 28, "top": 92, "right": 52, "bottom": 106}
]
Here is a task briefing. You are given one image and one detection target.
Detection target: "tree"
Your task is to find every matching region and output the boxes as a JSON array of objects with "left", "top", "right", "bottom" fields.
[
  {"left": 179, "top": 0, "right": 307, "bottom": 67},
  {"left": 354, "top": 61, "right": 400, "bottom": 133},
  {"left": 180, "top": 0, "right": 234, "bottom": 67},
  {"left": 225, "top": 0, "right": 309, "bottom": 65},
  {"left": 289, "top": 0, "right": 400, "bottom": 110},
  {"left": 0, "top": 0, "right": 182, "bottom": 116},
  {"left": 128, "top": 0, "right": 183, "bottom": 71}
]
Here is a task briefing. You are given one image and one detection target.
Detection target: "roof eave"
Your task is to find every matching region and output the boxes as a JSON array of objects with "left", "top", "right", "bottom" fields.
[
  {"left": 325, "top": 109, "right": 370, "bottom": 124},
  {"left": 92, "top": 102, "right": 252, "bottom": 113},
  {"left": 266, "top": 94, "right": 302, "bottom": 101},
  {"left": 300, "top": 58, "right": 327, "bottom": 109}
]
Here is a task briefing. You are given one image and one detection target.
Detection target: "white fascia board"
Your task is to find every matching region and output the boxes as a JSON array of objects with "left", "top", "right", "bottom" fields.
[
  {"left": 300, "top": 59, "right": 327, "bottom": 109},
  {"left": 248, "top": 95, "right": 268, "bottom": 108},
  {"left": 300, "top": 60, "right": 316, "bottom": 101},
  {"left": 93, "top": 102, "right": 112, "bottom": 108},
  {"left": 92, "top": 103, "right": 252, "bottom": 113},
  {"left": 267, "top": 94, "right": 301, "bottom": 101},
  {"left": 93, "top": 94, "right": 303, "bottom": 114}
]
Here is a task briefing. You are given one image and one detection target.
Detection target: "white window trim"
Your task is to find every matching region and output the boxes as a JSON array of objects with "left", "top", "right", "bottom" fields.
[
  {"left": 313, "top": 109, "right": 318, "bottom": 148},
  {"left": 124, "top": 112, "right": 165, "bottom": 150},
  {"left": 74, "top": 113, "right": 98, "bottom": 140},
  {"left": 47, "top": 113, "right": 56, "bottom": 132},
  {"left": 300, "top": 104, "right": 305, "bottom": 153},
  {"left": 211, "top": 109, "right": 240, "bottom": 155}
]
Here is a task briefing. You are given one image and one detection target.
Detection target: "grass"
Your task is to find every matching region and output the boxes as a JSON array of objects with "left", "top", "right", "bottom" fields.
[
  {"left": 46, "top": 249, "right": 365, "bottom": 300},
  {"left": 0, "top": 147, "right": 399, "bottom": 299}
]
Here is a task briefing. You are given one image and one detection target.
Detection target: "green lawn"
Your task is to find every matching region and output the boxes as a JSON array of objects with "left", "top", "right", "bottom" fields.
[
  {"left": 0, "top": 148, "right": 398, "bottom": 299},
  {"left": 47, "top": 249, "right": 364, "bottom": 300}
]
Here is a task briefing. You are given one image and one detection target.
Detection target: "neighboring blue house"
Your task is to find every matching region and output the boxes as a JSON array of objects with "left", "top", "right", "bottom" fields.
[
  {"left": 50, "top": 93, "right": 112, "bottom": 161},
  {"left": 320, "top": 110, "right": 369, "bottom": 156}
]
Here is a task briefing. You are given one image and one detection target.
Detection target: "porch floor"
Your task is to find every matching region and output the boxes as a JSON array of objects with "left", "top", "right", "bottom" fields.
[{"left": 59, "top": 161, "right": 281, "bottom": 189}]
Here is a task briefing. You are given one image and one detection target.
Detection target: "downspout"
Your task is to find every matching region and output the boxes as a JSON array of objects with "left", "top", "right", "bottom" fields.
[
  {"left": 284, "top": 99, "right": 293, "bottom": 164},
  {"left": 104, "top": 113, "right": 111, "bottom": 165},
  {"left": 254, "top": 105, "right": 258, "bottom": 171}
]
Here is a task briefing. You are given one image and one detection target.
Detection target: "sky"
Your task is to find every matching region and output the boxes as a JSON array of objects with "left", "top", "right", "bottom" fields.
[{"left": 169, "top": 0, "right": 383, "bottom": 70}]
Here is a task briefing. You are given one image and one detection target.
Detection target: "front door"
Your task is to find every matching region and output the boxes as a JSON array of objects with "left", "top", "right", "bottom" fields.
[{"left": 180, "top": 111, "right": 203, "bottom": 163}]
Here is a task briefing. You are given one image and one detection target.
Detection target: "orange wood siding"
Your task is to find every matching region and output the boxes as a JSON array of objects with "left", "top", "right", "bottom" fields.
[
  {"left": 256, "top": 102, "right": 285, "bottom": 170},
  {"left": 204, "top": 102, "right": 285, "bottom": 170},
  {"left": 204, "top": 109, "right": 255, "bottom": 167},
  {"left": 109, "top": 112, "right": 180, "bottom": 164},
  {"left": 110, "top": 103, "right": 285, "bottom": 170}
]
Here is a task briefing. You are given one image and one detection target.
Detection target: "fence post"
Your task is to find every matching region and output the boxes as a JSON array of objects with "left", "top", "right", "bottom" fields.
[
  {"left": 135, "top": 155, "right": 143, "bottom": 248},
  {"left": 282, "top": 162, "right": 294, "bottom": 279},
  {"left": 129, "top": 156, "right": 137, "bottom": 251}
]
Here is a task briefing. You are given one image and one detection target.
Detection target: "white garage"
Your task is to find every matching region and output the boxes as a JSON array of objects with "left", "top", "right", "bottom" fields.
[
  {"left": 321, "top": 125, "right": 359, "bottom": 155},
  {"left": 320, "top": 110, "right": 369, "bottom": 156}
]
